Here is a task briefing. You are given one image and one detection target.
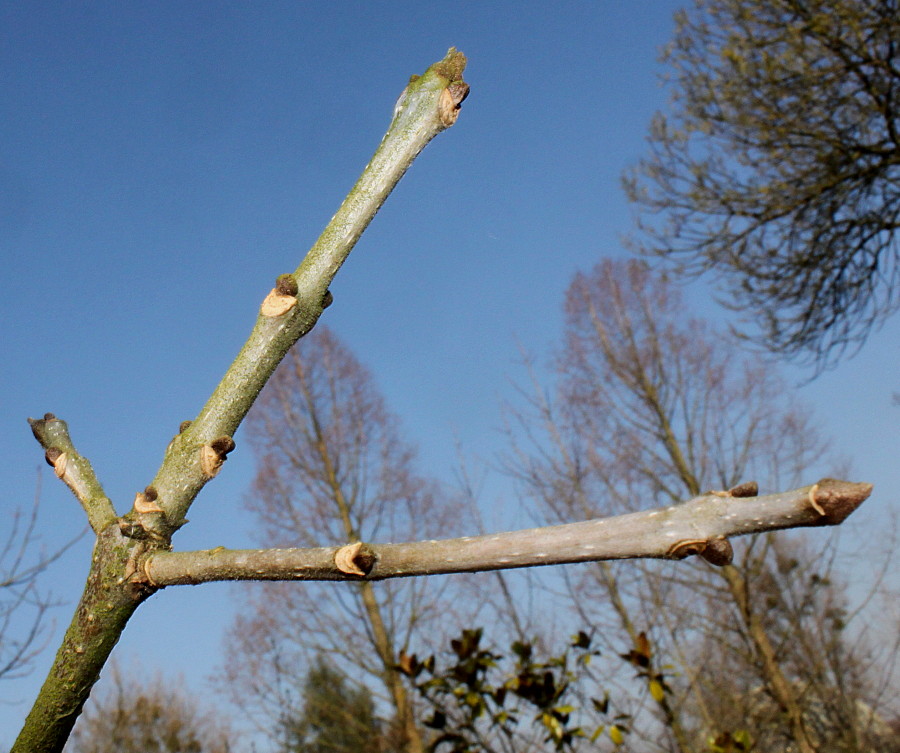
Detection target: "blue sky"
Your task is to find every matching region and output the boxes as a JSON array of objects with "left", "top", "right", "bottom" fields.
[{"left": 1, "top": 1, "right": 898, "bottom": 747}]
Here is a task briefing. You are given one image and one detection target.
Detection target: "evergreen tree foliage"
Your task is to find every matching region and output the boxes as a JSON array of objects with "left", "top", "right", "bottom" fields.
[{"left": 280, "top": 657, "right": 388, "bottom": 753}]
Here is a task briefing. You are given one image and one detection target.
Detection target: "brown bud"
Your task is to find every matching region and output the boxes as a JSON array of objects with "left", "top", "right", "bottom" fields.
[
  {"left": 210, "top": 436, "right": 235, "bottom": 456},
  {"left": 700, "top": 537, "right": 733, "bottom": 566},
  {"left": 728, "top": 481, "right": 758, "bottom": 498},
  {"left": 179, "top": 420, "right": 192, "bottom": 434},
  {"left": 200, "top": 438, "right": 233, "bottom": 478},
  {"left": 275, "top": 274, "right": 299, "bottom": 297},
  {"left": 322, "top": 289, "right": 334, "bottom": 309},
  {"left": 119, "top": 519, "right": 150, "bottom": 540},
  {"left": 46, "top": 449, "right": 68, "bottom": 478},
  {"left": 447, "top": 81, "right": 470, "bottom": 107},
  {"left": 44, "top": 412, "right": 57, "bottom": 421},
  {"left": 144, "top": 486, "right": 158, "bottom": 501}
]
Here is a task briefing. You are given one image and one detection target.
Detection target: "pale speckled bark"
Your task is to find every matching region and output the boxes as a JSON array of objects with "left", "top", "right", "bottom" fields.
[{"left": 144, "top": 479, "right": 872, "bottom": 585}]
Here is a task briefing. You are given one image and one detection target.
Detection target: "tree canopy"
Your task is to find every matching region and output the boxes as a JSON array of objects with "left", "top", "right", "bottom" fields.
[{"left": 626, "top": 0, "right": 900, "bottom": 365}]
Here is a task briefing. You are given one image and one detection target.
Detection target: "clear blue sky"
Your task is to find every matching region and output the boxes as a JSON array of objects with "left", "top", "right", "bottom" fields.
[{"left": 1, "top": 1, "right": 897, "bottom": 747}]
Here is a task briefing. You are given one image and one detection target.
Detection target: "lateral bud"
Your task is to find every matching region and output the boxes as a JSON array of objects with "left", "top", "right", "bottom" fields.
[
  {"left": 728, "top": 481, "right": 758, "bottom": 498},
  {"left": 134, "top": 486, "right": 164, "bottom": 514},
  {"left": 119, "top": 518, "right": 151, "bottom": 540},
  {"left": 44, "top": 447, "right": 68, "bottom": 478},
  {"left": 260, "top": 275, "right": 298, "bottom": 318},
  {"left": 667, "top": 536, "right": 733, "bottom": 567},
  {"left": 334, "top": 541, "right": 375, "bottom": 577},
  {"left": 275, "top": 274, "right": 299, "bottom": 297},
  {"left": 167, "top": 420, "right": 194, "bottom": 454},
  {"left": 201, "top": 436, "right": 236, "bottom": 478},
  {"left": 699, "top": 537, "right": 733, "bottom": 566},
  {"left": 438, "top": 81, "right": 469, "bottom": 127}
]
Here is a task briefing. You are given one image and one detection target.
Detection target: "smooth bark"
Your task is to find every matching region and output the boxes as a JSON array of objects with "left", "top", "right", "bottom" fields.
[{"left": 144, "top": 479, "right": 871, "bottom": 585}]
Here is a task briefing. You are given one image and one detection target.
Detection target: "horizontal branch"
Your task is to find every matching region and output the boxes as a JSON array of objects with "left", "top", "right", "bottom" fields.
[
  {"left": 143, "top": 478, "right": 871, "bottom": 586},
  {"left": 27, "top": 413, "right": 117, "bottom": 534}
]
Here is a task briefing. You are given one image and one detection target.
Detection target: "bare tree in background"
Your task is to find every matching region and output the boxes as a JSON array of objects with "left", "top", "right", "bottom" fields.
[
  {"left": 1, "top": 480, "right": 77, "bottom": 683},
  {"left": 688, "top": 533, "right": 900, "bottom": 752},
  {"left": 625, "top": 0, "right": 900, "bottom": 366},
  {"left": 65, "top": 661, "right": 234, "bottom": 753},
  {"left": 507, "top": 259, "right": 893, "bottom": 752},
  {"left": 222, "top": 327, "right": 461, "bottom": 753}
]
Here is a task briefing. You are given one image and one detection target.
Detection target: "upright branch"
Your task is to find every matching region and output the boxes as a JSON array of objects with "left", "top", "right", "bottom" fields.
[
  {"left": 15, "top": 49, "right": 469, "bottom": 753},
  {"left": 28, "top": 414, "right": 116, "bottom": 535},
  {"left": 145, "top": 47, "right": 469, "bottom": 536}
]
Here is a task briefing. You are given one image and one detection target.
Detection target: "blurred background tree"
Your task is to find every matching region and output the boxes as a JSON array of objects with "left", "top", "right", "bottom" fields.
[
  {"left": 278, "top": 656, "right": 392, "bottom": 753},
  {"left": 504, "top": 259, "right": 896, "bottom": 752},
  {"left": 220, "top": 328, "right": 464, "bottom": 753},
  {"left": 625, "top": 0, "right": 900, "bottom": 366},
  {"left": 66, "top": 662, "right": 234, "bottom": 753}
]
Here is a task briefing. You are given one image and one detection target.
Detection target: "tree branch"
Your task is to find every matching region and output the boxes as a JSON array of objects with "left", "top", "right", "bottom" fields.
[
  {"left": 145, "top": 48, "right": 469, "bottom": 535},
  {"left": 14, "top": 50, "right": 469, "bottom": 753},
  {"left": 27, "top": 413, "right": 117, "bottom": 534},
  {"left": 143, "top": 479, "right": 872, "bottom": 586}
]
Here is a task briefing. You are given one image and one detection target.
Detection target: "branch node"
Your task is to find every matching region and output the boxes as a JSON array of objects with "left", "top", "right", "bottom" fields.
[
  {"left": 807, "top": 483, "right": 825, "bottom": 516},
  {"left": 260, "top": 281, "right": 298, "bottom": 317},
  {"left": 666, "top": 539, "right": 708, "bottom": 560},
  {"left": 438, "top": 82, "right": 469, "bottom": 127},
  {"left": 133, "top": 487, "right": 163, "bottom": 514},
  {"left": 45, "top": 448, "right": 68, "bottom": 478},
  {"left": 200, "top": 436, "right": 235, "bottom": 478},
  {"left": 334, "top": 541, "right": 375, "bottom": 577}
]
